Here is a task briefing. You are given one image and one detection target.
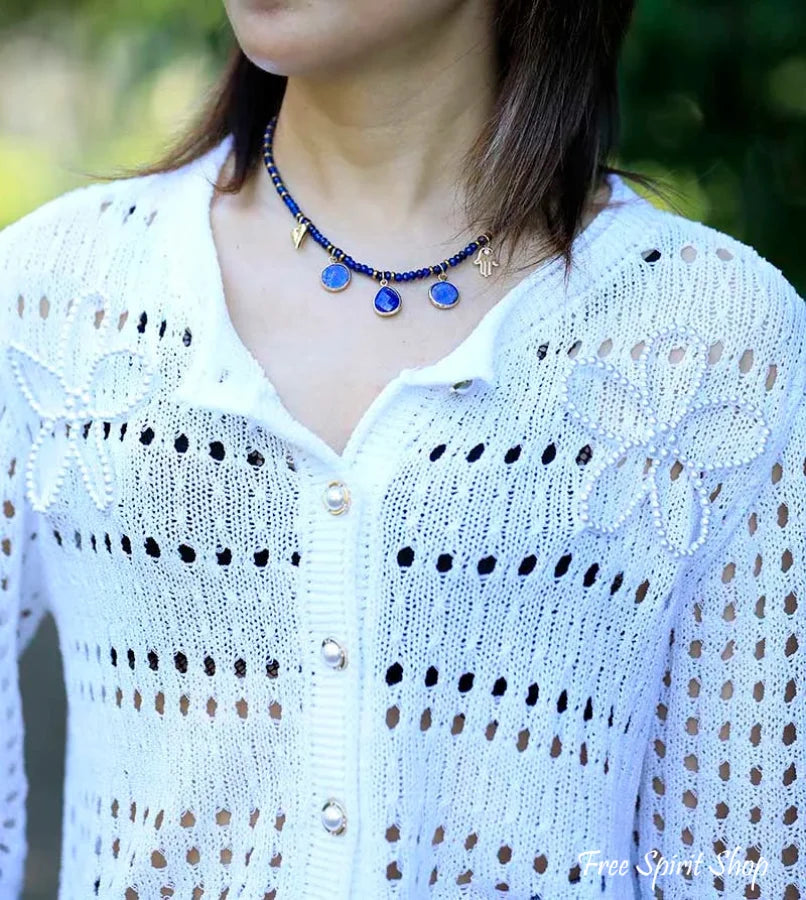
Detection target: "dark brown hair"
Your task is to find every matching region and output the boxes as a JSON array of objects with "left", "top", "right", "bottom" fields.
[{"left": 98, "top": 1, "right": 678, "bottom": 280}]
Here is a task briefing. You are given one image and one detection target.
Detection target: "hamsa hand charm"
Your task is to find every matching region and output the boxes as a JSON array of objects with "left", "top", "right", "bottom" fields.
[{"left": 473, "top": 244, "right": 499, "bottom": 278}]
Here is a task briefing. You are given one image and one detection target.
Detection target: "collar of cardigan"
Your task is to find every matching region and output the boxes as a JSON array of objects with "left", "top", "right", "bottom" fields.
[{"left": 168, "top": 132, "right": 638, "bottom": 464}]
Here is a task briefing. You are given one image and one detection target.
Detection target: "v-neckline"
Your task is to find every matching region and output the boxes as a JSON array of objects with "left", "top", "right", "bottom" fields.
[{"left": 172, "top": 132, "right": 646, "bottom": 471}]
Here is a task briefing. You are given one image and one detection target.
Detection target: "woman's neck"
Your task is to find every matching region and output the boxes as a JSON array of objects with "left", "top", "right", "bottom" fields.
[{"left": 248, "top": 0, "right": 496, "bottom": 235}]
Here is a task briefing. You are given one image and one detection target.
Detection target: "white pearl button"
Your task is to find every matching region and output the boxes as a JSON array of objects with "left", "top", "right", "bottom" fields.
[
  {"left": 449, "top": 378, "right": 474, "bottom": 394},
  {"left": 321, "top": 637, "right": 347, "bottom": 670},
  {"left": 322, "top": 480, "right": 350, "bottom": 515},
  {"left": 321, "top": 798, "right": 347, "bottom": 834}
]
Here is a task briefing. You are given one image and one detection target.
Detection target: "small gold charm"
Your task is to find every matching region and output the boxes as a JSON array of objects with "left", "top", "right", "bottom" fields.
[
  {"left": 291, "top": 220, "right": 309, "bottom": 249},
  {"left": 473, "top": 242, "right": 499, "bottom": 278}
]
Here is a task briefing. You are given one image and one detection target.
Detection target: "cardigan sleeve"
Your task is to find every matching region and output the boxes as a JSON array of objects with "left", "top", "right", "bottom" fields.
[
  {"left": 632, "top": 371, "right": 806, "bottom": 897},
  {"left": 0, "top": 279, "right": 52, "bottom": 898}
]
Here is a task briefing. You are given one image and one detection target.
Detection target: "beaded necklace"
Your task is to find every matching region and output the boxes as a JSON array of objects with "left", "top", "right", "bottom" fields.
[{"left": 261, "top": 115, "right": 500, "bottom": 317}]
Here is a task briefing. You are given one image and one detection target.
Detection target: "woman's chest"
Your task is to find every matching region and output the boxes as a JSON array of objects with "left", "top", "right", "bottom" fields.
[
  {"left": 214, "top": 272, "right": 524, "bottom": 460},
  {"left": 208, "top": 191, "right": 535, "bottom": 459}
]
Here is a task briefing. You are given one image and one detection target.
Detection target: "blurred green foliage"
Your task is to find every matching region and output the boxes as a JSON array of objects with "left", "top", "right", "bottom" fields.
[
  {"left": 0, "top": 0, "right": 804, "bottom": 288},
  {"left": 619, "top": 0, "right": 805, "bottom": 289}
]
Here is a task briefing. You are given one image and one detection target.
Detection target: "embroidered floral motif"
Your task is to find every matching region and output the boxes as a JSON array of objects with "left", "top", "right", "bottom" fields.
[
  {"left": 5, "top": 290, "right": 160, "bottom": 513},
  {"left": 559, "top": 324, "right": 771, "bottom": 559}
]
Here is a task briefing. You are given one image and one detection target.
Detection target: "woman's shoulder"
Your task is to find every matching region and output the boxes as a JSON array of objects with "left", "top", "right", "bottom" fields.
[
  {"left": 0, "top": 156, "right": 210, "bottom": 419},
  {"left": 0, "top": 178, "right": 142, "bottom": 364},
  {"left": 0, "top": 141, "right": 226, "bottom": 345},
  {"left": 0, "top": 170, "right": 161, "bottom": 315},
  {"left": 610, "top": 176, "right": 801, "bottom": 307},
  {"left": 1, "top": 171, "right": 153, "bottom": 258},
  {"left": 558, "top": 188, "right": 806, "bottom": 570},
  {"left": 0, "top": 135, "right": 233, "bottom": 299},
  {"left": 599, "top": 180, "right": 806, "bottom": 369},
  {"left": 568, "top": 177, "right": 806, "bottom": 489}
]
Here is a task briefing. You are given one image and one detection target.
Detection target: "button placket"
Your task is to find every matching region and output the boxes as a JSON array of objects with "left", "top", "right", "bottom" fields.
[
  {"left": 321, "top": 484, "right": 349, "bottom": 675},
  {"left": 316, "top": 479, "right": 349, "bottom": 839},
  {"left": 315, "top": 482, "right": 350, "bottom": 839},
  {"left": 297, "top": 461, "right": 362, "bottom": 894}
]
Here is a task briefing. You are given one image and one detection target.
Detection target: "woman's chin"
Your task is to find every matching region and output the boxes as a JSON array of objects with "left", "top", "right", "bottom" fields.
[
  {"left": 236, "top": 29, "right": 364, "bottom": 79},
  {"left": 241, "top": 47, "right": 351, "bottom": 79},
  {"left": 227, "top": 5, "right": 352, "bottom": 77}
]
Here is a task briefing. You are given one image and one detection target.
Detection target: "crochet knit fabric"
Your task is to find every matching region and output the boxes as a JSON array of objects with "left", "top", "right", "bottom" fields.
[{"left": 1, "top": 134, "right": 804, "bottom": 899}]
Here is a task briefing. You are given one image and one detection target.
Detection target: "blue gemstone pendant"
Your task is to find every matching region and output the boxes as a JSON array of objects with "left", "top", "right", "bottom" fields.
[
  {"left": 321, "top": 260, "right": 351, "bottom": 292},
  {"left": 428, "top": 278, "right": 460, "bottom": 309},
  {"left": 374, "top": 282, "right": 402, "bottom": 317}
]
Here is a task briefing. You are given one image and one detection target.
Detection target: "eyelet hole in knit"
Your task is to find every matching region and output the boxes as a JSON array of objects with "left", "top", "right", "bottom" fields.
[
  {"left": 739, "top": 347, "right": 754, "bottom": 373},
  {"left": 667, "top": 343, "right": 687, "bottom": 366},
  {"left": 466, "top": 442, "right": 485, "bottom": 462}
]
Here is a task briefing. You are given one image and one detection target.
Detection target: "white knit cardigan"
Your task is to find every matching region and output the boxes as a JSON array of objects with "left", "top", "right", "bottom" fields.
[{"left": 0, "top": 133, "right": 804, "bottom": 900}]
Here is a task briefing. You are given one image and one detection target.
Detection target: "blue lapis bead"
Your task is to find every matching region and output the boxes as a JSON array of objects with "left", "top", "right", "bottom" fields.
[
  {"left": 428, "top": 280, "right": 460, "bottom": 309},
  {"left": 321, "top": 262, "right": 351, "bottom": 292},
  {"left": 374, "top": 285, "right": 402, "bottom": 316}
]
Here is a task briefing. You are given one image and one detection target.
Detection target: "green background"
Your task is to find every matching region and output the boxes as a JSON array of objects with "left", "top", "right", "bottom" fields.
[{"left": 1, "top": 1, "right": 804, "bottom": 896}]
